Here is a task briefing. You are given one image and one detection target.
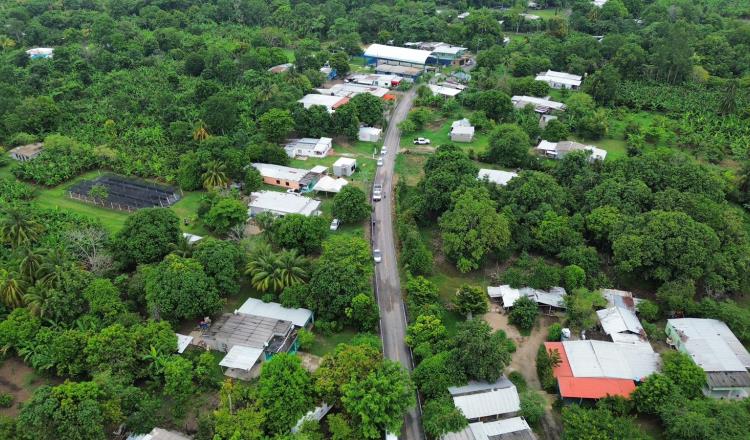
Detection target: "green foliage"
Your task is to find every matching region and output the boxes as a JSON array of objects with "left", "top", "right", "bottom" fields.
[
  {"left": 422, "top": 397, "right": 468, "bottom": 438},
  {"left": 440, "top": 187, "right": 511, "bottom": 273},
  {"left": 537, "top": 344, "right": 561, "bottom": 392},
  {"left": 341, "top": 360, "right": 415, "bottom": 439},
  {"left": 398, "top": 222, "right": 433, "bottom": 276},
  {"left": 452, "top": 284, "right": 488, "bottom": 319},
  {"left": 243, "top": 166, "right": 264, "bottom": 194},
  {"left": 509, "top": 295, "right": 539, "bottom": 331},
  {"left": 471, "top": 90, "right": 514, "bottom": 122},
  {"left": 632, "top": 373, "right": 680, "bottom": 415},
  {"left": 193, "top": 239, "right": 243, "bottom": 296},
  {"left": 561, "top": 405, "right": 652, "bottom": 440},
  {"left": 267, "top": 214, "right": 329, "bottom": 254},
  {"left": 258, "top": 353, "right": 313, "bottom": 435},
  {"left": 562, "top": 265, "right": 586, "bottom": 290},
  {"left": 520, "top": 391, "right": 546, "bottom": 426},
  {"left": 661, "top": 351, "right": 707, "bottom": 399},
  {"left": 417, "top": 144, "right": 478, "bottom": 219},
  {"left": 348, "top": 93, "right": 384, "bottom": 127},
  {"left": 485, "top": 123, "right": 531, "bottom": 167},
  {"left": 0, "top": 392, "right": 14, "bottom": 408},
  {"left": 636, "top": 299, "right": 660, "bottom": 322},
  {"left": 12, "top": 135, "right": 97, "bottom": 186},
  {"left": 412, "top": 351, "right": 466, "bottom": 400},
  {"left": 203, "top": 197, "right": 247, "bottom": 236},
  {"left": 258, "top": 109, "right": 294, "bottom": 142},
  {"left": 296, "top": 328, "right": 315, "bottom": 350},
  {"left": 245, "top": 245, "right": 309, "bottom": 293},
  {"left": 547, "top": 323, "right": 562, "bottom": 342},
  {"left": 564, "top": 288, "right": 607, "bottom": 330},
  {"left": 163, "top": 356, "right": 195, "bottom": 418},
  {"left": 332, "top": 186, "right": 370, "bottom": 224},
  {"left": 405, "top": 314, "right": 448, "bottom": 359},
  {"left": 658, "top": 398, "right": 750, "bottom": 440},
  {"left": 451, "top": 320, "right": 512, "bottom": 382},
  {"left": 144, "top": 254, "right": 223, "bottom": 322},
  {"left": 346, "top": 293, "right": 379, "bottom": 332},
  {"left": 114, "top": 208, "right": 181, "bottom": 267}
]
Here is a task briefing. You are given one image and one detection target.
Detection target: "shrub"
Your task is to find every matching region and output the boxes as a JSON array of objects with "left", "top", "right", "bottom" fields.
[
  {"left": 547, "top": 323, "right": 563, "bottom": 341},
  {"left": 508, "top": 371, "right": 528, "bottom": 392},
  {"left": 297, "top": 328, "right": 315, "bottom": 350},
  {"left": 520, "top": 391, "right": 546, "bottom": 425},
  {"left": 0, "top": 393, "right": 13, "bottom": 408},
  {"left": 509, "top": 296, "right": 539, "bottom": 331}
]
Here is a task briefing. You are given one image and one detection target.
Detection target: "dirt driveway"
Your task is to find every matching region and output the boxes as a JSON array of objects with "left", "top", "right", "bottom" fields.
[{"left": 0, "top": 357, "right": 53, "bottom": 417}]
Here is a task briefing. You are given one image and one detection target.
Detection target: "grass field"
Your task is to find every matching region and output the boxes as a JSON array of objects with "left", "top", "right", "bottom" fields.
[
  {"left": 399, "top": 118, "right": 490, "bottom": 156},
  {"left": 31, "top": 170, "right": 207, "bottom": 235},
  {"left": 308, "top": 328, "right": 359, "bottom": 357},
  {"left": 289, "top": 140, "right": 381, "bottom": 191}
]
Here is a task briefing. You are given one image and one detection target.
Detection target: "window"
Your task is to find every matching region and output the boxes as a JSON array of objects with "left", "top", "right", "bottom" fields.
[
  {"left": 276, "top": 179, "right": 280, "bottom": 184},
  {"left": 285, "top": 182, "right": 289, "bottom": 186}
]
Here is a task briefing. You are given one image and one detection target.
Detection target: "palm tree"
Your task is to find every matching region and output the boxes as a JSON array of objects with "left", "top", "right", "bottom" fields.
[
  {"left": 0, "top": 207, "right": 43, "bottom": 248},
  {"left": 19, "top": 247, "right": 44, "bottom": 282},
  {"left": 201, "top": 161, "right": 228, "bottom": 190},
  {"left": 245, "top": 247, "right": 284, "bottom": 292},
  {"left": 24, "top": 283, "right": 53, "bottom": 318},
  {"left": 35, "top": 249, "right": 69, "bottom": 289},
  {"left": 0, "top": 269, "right": 26, "bottom": 309},
  {"left": 193, "top": 120, "right": 210, "bottom": 141},
  {"left": 276, "top": 249, "right": 309, "bottom": 287},
  {"left": 169, "top": 234, "right": 193, "bottom": 258}
]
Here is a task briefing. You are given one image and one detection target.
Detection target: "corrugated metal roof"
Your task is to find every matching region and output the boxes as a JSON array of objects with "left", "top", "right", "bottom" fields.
[
  {"left": 237, "top": 297, "right": 313, "bottom": 328},
  {"left": 511, "top": 96, "right": 566, "bottom": 111},
  {"left": 667, "top": 318, "right": 750, "bottom": 372},
  {"left": 562, "top": 340, "right": 659, "bottom": 381},
  {"left": 252, "top": 163, "right": 310, "bottom": 182},
  {"left": 489, "top": 285, "right": 566, "bottom": 308},
  {"left": 478, "top": 169, "right": 518, "bottom": 186},
  {"left": 219, "top": 345, "right": 264, "bottom": 371},
  {"left": 450, "top": 379, "right": 520, "bottom": 420},
  {"left": 175, "top": 333, "right": 193, "bottom": 354},
  {"left": 597, "top": 306, "right": 644, "bottom": 335},
  {"left": 249, "top": 191, "right": 321, "bottom": 217},
  {"left": 364, "top": 44, "right": 432, "bottom": 65}
]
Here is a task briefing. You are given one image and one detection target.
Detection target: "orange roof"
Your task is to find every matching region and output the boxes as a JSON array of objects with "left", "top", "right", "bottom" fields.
[
  {"left": 383, "top": 94, "right": 396, "bottom": 101},
  {"left": 332, "top": 97, "right": 350, "bottom": 109},
  {"left": 557, "top": 377, "right": 636, "bottom": 399},
  {"left": 544, "top": 342, "right": 572, "bottom": 377}
]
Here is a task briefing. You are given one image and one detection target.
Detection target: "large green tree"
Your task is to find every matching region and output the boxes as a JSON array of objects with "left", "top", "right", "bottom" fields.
[
  {"left": 114, "top": 208, "right": 181, "bottom": 267},
  {"left": 451, "top": 320, "right": 512, "bottom": 382},
  {"left": 332, "top": 186, "right": 370, "bottom": 224},
  {"left": 258, "top": 353, "right": 314, "bottom": 435}
]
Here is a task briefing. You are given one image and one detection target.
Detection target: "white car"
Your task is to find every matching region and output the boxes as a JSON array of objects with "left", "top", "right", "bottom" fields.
[
  {"left": 372, "top": 183, "right": 383, "bottom": 201},
  {"left": 377, "top": 157, "right": 384, "bottom": 166},
  {"left": 413, "top": 137, "right": 431, "bottom": 145},
  {"left": 373, "top": 249, "right": 382, "bottom": 263},
  {"left": 330, "top": 218, "right": 340, "bottom": 231},
  {"left": 381, "top": 146, "right": 388, "bottom": 155}
]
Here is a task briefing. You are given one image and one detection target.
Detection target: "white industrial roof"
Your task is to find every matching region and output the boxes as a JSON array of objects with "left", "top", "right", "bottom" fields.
[
  {"left": 334, "top": 157, "right": 357, "bottom": 167},
  {"left": 219, "top": 345, "right": 264, "bottom": 371},
  {"left": 511, "top": 95, "right": 566, "bottom": 111},
  {"left": 478, "top": 169, "right": 518, "bottom": 186},
  {"left": 535, "top": 70, "right": 582, "bottom": 86},
  {"left": 443, "top": 418, "right": 534, "bottom": 440},
  {"left": 667, "top": 318, "right": 750, "bottom": 372},
  {"left": 249, "top": 191, "right": 321, "bottom": 217},
  {"left": 176, "top": 333, "right": 193, "bottom": 354},
  {"left": 489, "top": 285, "right": 567, "bottom": 308},
  {"left": 452, "top": 118, "right": 472, "bottom": 128},
  {"left": 452, "top": 125, "right": 475, "bottom": 135},
  {"left": 364, "top": 44, "right": 432, "bottom": 65},
  {"left": 597, "top": 306, "right": 644, "bottom": 336},
  {"left": 563, "top": 340, "right": 659, "bottom": 381},
  {"left": 449, "top": 379, "right": 520, "bottom": 420},
  {"left": 313, "top": 175, "right": 349, "bottom": 193},
  {"left": 316, "top": 83, "right": 389, "bottom": 98},
  {"left": 432, "top": 43, "right": 468, "bottom": 55},
  {"left": 26, "top": 47, "right": 54, "bottom": 56},
  {"left": 237, "top": 297, "right": 313, "bottom": 328},
  {"left": 127, "top": 427, "right": 192, "bottom": 440},
  {"left": 252, "top": 163, "right": 310, "bottom": 182},
  {"left": 298, "top": 94, "right": 347, "bottom": 111},
  {"left": 535, "top": 140, "right": 558, "bottom": 152},
  {"left": 428, "top": 84, "right": 463, "bottom": 97},
  {"left": 310, "top": 165, "right": 328, "bottom": 174},
  {"left": 359, "top": 126, "right": 382, "bottom": 137}
]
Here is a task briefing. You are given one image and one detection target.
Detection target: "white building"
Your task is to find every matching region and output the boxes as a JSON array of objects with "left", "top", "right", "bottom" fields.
[
  {"left": 248, "top": 191, "right": 321, "bottom": 217},
  {"left": 450, "top": 118, "right": 475, "bottom": 142},
  {"left": 26, "top": 47, "right": 54, "bottom": 59},
  {"left": 666, "top": 318, "right": 750, "bottom": 399},
  {"left": 511, "top": 96, "right": 566, "bottom": 113},
  {"left": 597, "top": 306, "right": 647, "bottom": 345},
  {"left": 312, "top": 175, "right": 349, "bottom": 193},
  {"left": 488, "top": 285, "right": 567, "bottom": 310},
  {"left": 535, "top": 140, "right": 606, "bottom": 161},
  {"left": 348, "top": 73, "right": 402, "bottom": 88},
  {"left": 443, "top": 418, "right": 536, "bottom": 440},
  {"left": 316, "top": 83, "right": 389, "bottom": 98},
  {"left": 449, "top": 378, "right": 521, "bottom": 422},
  {"left": 127, "top": 427, "right": 191, "bottom": 440},
  {"left": 478, "top": 169, "right": 518, "bottom": 186},
  {"left": 364, "top": 43, "right": 432, "bottom": 69},
  {"left": 8, "top": 142, "right": 43, "bottom": 161},
  {"left": 284, "top": 137, "right": 333, "bottom": 158},
  {"left": 333, "top": 157, "right": 357, "bottom": 177},
  {"left": 535, "top": 70, "right": 582, "bottom": 89},
  {"left": 297, "top": 94, "right": 349, "bottom": 113},
  {"left": 358, "top": 126, "right": 382, "bottom": 142},
  {"left": 561, "top": 340, "right": 660, "bottom": 381}
]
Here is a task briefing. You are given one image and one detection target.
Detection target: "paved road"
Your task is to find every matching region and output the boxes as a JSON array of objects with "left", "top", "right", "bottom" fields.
[{"left": 372, "top": 88, "right": 423, "bottom": 440}]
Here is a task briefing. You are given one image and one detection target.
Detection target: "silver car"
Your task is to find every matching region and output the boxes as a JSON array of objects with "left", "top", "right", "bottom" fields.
[{"left": 373, "top": 249, "right": 382, "bottom": 263}]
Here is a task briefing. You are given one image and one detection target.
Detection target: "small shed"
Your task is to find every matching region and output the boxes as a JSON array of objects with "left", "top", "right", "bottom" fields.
[
  {"left": 450, "top": 119, "right": 475, "bottom": 142},
  {"left": 333, "top": 157, "right": 357, "bottom": 177},
  {"left": 26, "top": 48, "right": 54, "bottom": 59},
  {"left": 358, "top": 126, "right": 382, "bottom": 142},
  {"left": 175, "top": 333, "right": 193, "bottom": 354},
  {"left": 313, "top": 175, "right": 349, "bottom": 193},
  {"left": 8, "top": 143, "right": 43, "bottom": 161},
  {"left": 219, "top": 345, "right": 265, "bottom": 379}
]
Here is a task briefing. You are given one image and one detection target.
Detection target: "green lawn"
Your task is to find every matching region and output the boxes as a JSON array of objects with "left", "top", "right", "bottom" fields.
[
  {"left": 532, "top": 8, "right": 570, "bottom": 19},
  {"left": 32, "top": 170, "right": 207, "bottom": 235},
  {"left": 308, "top": 328, "right": 359, "bottom": 357},
  {"left": 282, "top": 48, "right": 295, "bottom": 63},
  {"left": 289, "top": 140, "right": 380, "bottom": 191},
  {"left": 399, "top": 116, "right": 490, "bottom": 156},
  {"left": 395, "top": 151, "right": 428, "bottom": 186}
]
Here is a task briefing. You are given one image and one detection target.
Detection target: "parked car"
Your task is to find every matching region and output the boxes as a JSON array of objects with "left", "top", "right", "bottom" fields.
[
  {"left": 377, "top": 157, "right": 384, "bottom": 166},
  {"left": 381, "top": 146, "right": 388, "bottom": 155},
  {"left": 373, "top": 183, "right": 383, "bottom": 201},
  {"left": 413, "top": 137, "right": 431, "bottom": 145},
  {"left": 330, "top": 218, "right": 340, "bottom": 231},
  {"left": 373, "top": 249, "right": 382, "bottom": 263}
]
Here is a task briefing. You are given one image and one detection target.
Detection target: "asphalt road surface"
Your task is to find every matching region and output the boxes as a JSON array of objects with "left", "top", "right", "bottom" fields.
[{"left": 372, "top": 88, "right": 423, "bottom": 440}]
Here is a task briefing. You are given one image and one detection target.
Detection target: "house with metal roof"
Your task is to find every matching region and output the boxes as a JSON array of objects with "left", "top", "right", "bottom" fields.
[
  {"left": 248, "top": 191, "right": 322, "bottom": 217},
  {"left": 535, "top": 140, "right": 606, "bottom": 161},
  {"left": 450, "top": 118, "right": 475, "bottom": 142},
  {"left": 666, "top": 318, "right": 750, "bottom": 400},
  {"left": 283, "top": 137, "right": 333, "bottom": 158},
  {"left": 596, "top": 306, "right": 648, "bottom": 345},
  {"left": 252, "top": 163, "right": 320, "bottom": 192},
  {"left": 511, "top": 96, "right": 566, "bottom": 113},
  {"left": 26, "top": 47, "right": 54, "bottom": 59},
  {"left": 443, "top": 417, "right": 536, "bottom": 440},
  {"left": 478, "top": 169, "right": 518, "bottom": 186},
  {"left": 534, "top": 70, "right": 582, "bottom": 89},
  {"left": 601, "top": 288, "right": 642, "bottom": 312},
  {"left": 297, "top": 94, "right": 349, "bottom": 113},
  {"left": 8, "top": 142, "right": 43, "bottom": 161},
  {"left": 316, "top": 83, "right": 389, "bottom": 99},
  {"left": 127, "top": 427, "right": 191, "bottom": 440},
  {"left": 449, "top": 378, "right": 521, "bottom": 422},
  {"left": 364, "top": 43, "right": 432, "bottom": 69},
  {"left": 543, "top": 340, "right": 659, "bottom": 402},
  {"left": 487, "top": 285, "right": 567, "bottom": 311}
]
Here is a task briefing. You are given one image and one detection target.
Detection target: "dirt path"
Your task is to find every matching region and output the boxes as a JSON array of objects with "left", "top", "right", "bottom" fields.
[
  {"left": 483, "top": 311, "right": 563, "bottom": 440},
  {"left": 0, "top": 357, "right": 47, "bottom": 417}
]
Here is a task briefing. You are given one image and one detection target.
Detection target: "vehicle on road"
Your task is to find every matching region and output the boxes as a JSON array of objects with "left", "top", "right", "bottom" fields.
[
  {"left": 372, "top": 183, "right": 383, "bottom": 201},
  {"left": 413, "top": 137, "right": 431, "bottom": 145},
  {"left": 381, "top": 146, "right": 388, "bottom": 155},
  {"left": 377, "top": 157, "right": 384, "bottom": 166},
  {"left": 373, "top": 249, "right": 382, "bottom": 263},
  {"left": 330, "top": 218, "right": 340, "bottom": 231}
]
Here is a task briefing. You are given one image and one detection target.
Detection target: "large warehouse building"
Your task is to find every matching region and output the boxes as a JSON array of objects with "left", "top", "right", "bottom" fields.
[{"left": 364, "top": 44, "right": 432, "bottom": 71}]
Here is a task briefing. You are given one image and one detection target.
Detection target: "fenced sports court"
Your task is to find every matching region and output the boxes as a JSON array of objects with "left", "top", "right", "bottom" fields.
[{"left": 69, "top": 174, "right": 180, "bottom": 212}]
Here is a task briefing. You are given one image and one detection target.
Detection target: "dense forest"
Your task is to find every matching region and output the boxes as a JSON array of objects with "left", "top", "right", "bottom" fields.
[{"left": 2, "top": 0, "right": 750, "bottom": 439}]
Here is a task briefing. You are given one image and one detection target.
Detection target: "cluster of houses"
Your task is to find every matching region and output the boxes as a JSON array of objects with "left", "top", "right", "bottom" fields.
[{"left": 487, "top": 285, "right": 750, "bottom": 402}]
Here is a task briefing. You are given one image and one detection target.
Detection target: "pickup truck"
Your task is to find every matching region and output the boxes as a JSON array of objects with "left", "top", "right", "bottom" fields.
[
  {"left": 413, "top": 137, "right": 431, "bottom": 145},
  {"left": 372, "top": 183, "right": 383, "bottom": 201}
]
